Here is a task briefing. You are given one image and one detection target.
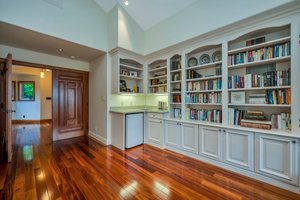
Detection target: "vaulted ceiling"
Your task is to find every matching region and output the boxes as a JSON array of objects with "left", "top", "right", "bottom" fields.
[{"left": 93, "top": 0, "right": 197, "bottom": 30}]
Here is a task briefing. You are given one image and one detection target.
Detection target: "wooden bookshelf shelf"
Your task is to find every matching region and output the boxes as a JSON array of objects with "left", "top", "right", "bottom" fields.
[
  {"left": 186, "top": 61, "right": 222, "bottom": 70},
  {"left": 228, "top": 56, "right": 291, "bottom": 69},
  {"left": 186, "top": 103, "right": 222, "bottom": 106},
  {"left": 120, "top": 75, "right": 143, "bottom": 80},
  {"left": 149, "top": 84, "right": 167, "bottom": 88},
  {"left": 149, "top": 75, "right": 167, "bottom": 79},
  {"left": 186, "top": 75, "right": 222, "bottom": 82},
  {"left": 170, "top": 80, "right": 181, "bottom": 83},
  {"left": 170, "top": 69, "right": 182, "bottom": 73},
  {"left": 228, "top": 36, "right": 291, "bottom": 54},
  {"left": 229, "top": 104, "right": 291, "bottom": 108},
  {"left": 148, "top": 66, "right": 167, "bottom": 72},
  {"left": 228, "top": 86, "right": 291, "bottom": 91},
  {"left": 186, "top": 90, "right": 222, "bottom": 93},
  {"left": 120, "top": 64, "right": 143, "bottom": 71}
]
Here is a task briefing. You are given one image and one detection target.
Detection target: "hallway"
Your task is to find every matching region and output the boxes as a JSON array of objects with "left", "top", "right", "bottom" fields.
[{"left": 0, "top": 124, "right": 299, "bottom": 200}]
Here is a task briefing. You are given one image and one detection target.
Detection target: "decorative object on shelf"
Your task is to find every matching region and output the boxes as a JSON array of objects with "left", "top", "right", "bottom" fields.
[
  {"left": 231, "top": 92, "right": 245, "bottom": 104},
  {"left": 212, "top": 51, "right": 222, "bottom": 62},
  {"left": 130, "top": 71, "right": 138, "bottom": 77},
  {"left": 246, "top": 36, "right": 265, "bottom": 46},
  {"left": 120, "top": 79, "right": 127, "bottom": 92},
  {"left": 121, "top": 69, "right": 130, "bottom": 76},
  {"left": 215, "top": 64, "right": 222, "bottom": 75},
  {"left": 188, "top": 57, "right": 198, "bottom": 67},
  {"left": 199, "top": 54, "right": 210, "bottom": 65}
]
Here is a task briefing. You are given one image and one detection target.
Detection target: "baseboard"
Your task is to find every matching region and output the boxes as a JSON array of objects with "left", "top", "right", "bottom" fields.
[
  {"left": 88, "top": 131, "right": 110, "bottom": 145},
  {"left": 12, "top": 119, "right": 52, "bottom": 124}
]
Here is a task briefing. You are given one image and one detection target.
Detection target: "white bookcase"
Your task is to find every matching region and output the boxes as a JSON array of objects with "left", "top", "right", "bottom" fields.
[
  {"left": 184, "top": 44, "right": 223, "bottom": 124},
  {"left": 227, "top": 25, "right": 291, "bottom": 133},
  {"left": 169, "top": 54, "right": 182, "bottom": 119},
  {"left": 148, "top": 59, "right": 167, "bottom": 94}
]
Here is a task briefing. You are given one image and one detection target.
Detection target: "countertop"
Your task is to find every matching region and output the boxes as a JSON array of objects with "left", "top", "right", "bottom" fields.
[{"left": 110, "top": 106, "right": 169, "bottom": 114}]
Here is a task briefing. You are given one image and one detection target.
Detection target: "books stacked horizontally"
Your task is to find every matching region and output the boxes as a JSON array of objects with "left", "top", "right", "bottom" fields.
[
  {"left": 228, "top": 69, "right": 290, "bottom": 89},
  {"left": 249, "top": 94, "right": 267, "bottom": 104},
  {"left": 271, "top": 113, "right": 291, "bottom": 130},
  {"left": 240, "top": 111, "right": 272, "bottom": 130}
]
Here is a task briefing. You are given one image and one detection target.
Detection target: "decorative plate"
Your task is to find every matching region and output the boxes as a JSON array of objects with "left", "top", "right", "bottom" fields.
[
  {"left": 212, "top": 51, "right": 222, "bottom": 62},
  {"left": 188, "top": 57, "right": 198, "bottom": 67},
  {"left": 199, "top": 54, "right": 210, "bottom": 65}
]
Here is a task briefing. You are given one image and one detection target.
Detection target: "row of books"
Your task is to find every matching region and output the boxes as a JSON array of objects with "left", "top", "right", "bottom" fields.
[
  {"left": 266, "top": 89, "right": 291, "bottom": 104},
  {"left": 271, "top": 113, "right": 291, "bottom": 130},
  {"left": 171, "top": 72, "right": 181, "bottom": 81},
  {"left": 150, "top": 79, "right": 165, "bottom": 86},
  {"left": 171, "top": 108, "right": 181, "bottom": 119},
  {"left": 228, "top": 69, "right": 290, "bottom": 89},
  {"left": 186, "top": 108, "right": 222, "bottom": 123},
  {"left": 171, "top": 61, "right": 181, "bottom": 70},
  {"left": 185, "top": 93, "right": 222, "bottom": 104},
  {"left": 149, "top": 86, "right": 166, "bottom": 93},
  {"left": 228, "top": 108, "right": 245, "bottom": 126},
  {"left": 186, "top": 70, "right": 202, "bottom": 79},
  {"left": 172, "top": 94, "right": 182, "bottom": 103},
  {"left": 228, "top": 42, "right": 291, "bottom": 66},
  {"left": 186, "top": 79, "right": 222, "bottom": 91}
]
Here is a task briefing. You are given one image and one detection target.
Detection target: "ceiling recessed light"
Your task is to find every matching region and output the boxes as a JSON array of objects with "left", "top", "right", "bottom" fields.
[
  {"left": 70, "top": 55, "right": 76, "bottom": 59},
  {"left": 46, "top": 69, "right": 51, "bottom": 72},
  {"left": 58, "top": 48, "right": 63, "bottom": 52},
  {"left": 124, "top": 0, "right": 129, "bottom": 6}
]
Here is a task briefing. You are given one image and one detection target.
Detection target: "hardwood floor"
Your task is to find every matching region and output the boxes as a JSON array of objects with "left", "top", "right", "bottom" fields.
[{"left": 0, "top": 123, "right": 299, "bottom": 200}]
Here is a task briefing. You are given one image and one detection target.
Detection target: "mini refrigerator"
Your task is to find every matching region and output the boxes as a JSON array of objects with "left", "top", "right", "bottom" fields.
[{"left": 125, "top": 113, "right": 144, "bottom": 148}]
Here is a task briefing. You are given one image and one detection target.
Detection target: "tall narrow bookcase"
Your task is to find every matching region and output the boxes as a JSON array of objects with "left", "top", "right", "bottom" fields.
[
  {"left": 184, "top": 45, "right": 223, "bottom": 124},
  {"left": 227, "top": 25, "right": 291, "bottom": 132},
  {"left": 148, "top": 59, "right": 167, "bottom": 94},
  {"left": 169, "top": 55, "right": 182, "bottom": 119}
]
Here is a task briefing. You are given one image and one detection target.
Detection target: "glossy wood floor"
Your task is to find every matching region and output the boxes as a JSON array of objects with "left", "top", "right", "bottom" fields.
[{"left": 0, "top": 123, "right": 299, "bottom": 200}]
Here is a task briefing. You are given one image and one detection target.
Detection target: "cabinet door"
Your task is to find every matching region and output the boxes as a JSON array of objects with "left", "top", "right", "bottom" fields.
[
  {"left": 224, "top": 129, "right": 254, "bottom": 171},
  {"left": 181, "top": 123, "right": 198, "bottom": 154},
  {"left": 165, "top": 121, "right": 180, "bottom": 148},
  {"left": 199, "top": 126, "right": 222, "bottom": 160},
  {"left": 147, "top": 118, "right": 163, "bottom": 145},
  {"left": 255, "top": 134, "right": 299, "bottom": 185}
]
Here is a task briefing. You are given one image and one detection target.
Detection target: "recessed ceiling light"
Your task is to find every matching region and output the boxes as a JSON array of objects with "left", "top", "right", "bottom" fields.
[
  {"left": 70, "top": 55, "right": 76, "bottom": 59},
  {"left": 46, "top": 69, "right": 51, "bottom": 72},
  {"left": 124, "top": 0, "right": 129, "bottom": 6},
  {"left": 58, "top": 48, "right": 63, "bottom": 52}
]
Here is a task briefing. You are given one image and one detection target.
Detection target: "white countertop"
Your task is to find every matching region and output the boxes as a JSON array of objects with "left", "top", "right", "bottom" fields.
[{"left": 110, "top": 106, "right": 169, "bottom": 114}]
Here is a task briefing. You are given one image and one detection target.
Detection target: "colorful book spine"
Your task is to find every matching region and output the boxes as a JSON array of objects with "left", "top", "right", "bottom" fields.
[
  {"left": 188, "top": 109, "right": 222, "bottom": 123},
  {"left": 187, "top": 79, "right": 222, "bottom": 91},
  {"left": 185, "top": 93, "right": 222, "bottom": 104}
]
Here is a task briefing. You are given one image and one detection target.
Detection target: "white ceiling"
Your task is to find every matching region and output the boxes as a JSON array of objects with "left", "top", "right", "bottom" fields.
[{"left": 94, "top": 0, "right": 197, "bottom": 30}]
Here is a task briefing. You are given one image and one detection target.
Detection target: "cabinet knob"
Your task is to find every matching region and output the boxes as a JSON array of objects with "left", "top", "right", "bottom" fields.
[
  {"left": 160, "top": 121, "right": 162, "bottom": 123},
  {"left": 219, "top": 129, "right": 222, "bottom": 132},
  {"left": 223, "top": 130, "right": 226, "bottom": 133},
  {"left": 292, "top": 141, "right": 297, "bottom": 144}
]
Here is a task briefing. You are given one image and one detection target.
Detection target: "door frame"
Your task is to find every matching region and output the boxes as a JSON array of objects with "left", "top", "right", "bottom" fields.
[{"left": 0, "top": 59, "right": 89, "bottom": 141}]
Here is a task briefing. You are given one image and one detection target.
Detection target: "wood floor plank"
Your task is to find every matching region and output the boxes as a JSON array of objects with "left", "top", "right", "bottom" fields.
[{"left": 0, "top": 123, "right": 299, "bottom": 200}]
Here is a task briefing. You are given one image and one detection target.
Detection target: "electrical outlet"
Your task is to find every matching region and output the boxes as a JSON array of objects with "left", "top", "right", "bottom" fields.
[{"left": 23, "top": 115, "right": 25, "bottom": 118}]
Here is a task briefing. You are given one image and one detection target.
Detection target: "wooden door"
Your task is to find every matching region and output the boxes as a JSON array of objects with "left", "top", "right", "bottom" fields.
[
  {"left": 0, "top": 54, "right": 13, "bottom": 162},
  {"left": 52, "top": 70, "right": 88, "bottom": 141}
]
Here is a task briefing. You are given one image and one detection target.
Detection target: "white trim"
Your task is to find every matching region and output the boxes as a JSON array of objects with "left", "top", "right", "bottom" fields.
[{"left": 88, "top": 131, "right": 111, "bottom": 145}]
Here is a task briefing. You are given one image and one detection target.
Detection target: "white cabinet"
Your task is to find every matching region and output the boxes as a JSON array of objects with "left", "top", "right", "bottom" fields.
[
  {"left": 199, "top": 126, "right": 222, "bottom": 161},
  {"left": 147, "top": 118, "right": 163, "bottom": 145},
  {"left": 224, "top": 129, "right": 254, "bottom": 171},
  {"left": 181, "top": 123, "right": 198, "bottom": 154},
  {"left": 165, "top": 121, "right": 181, "bottom": 147},
  {"left": 255, "top": 134, "right": 299, "bottom": 185}
]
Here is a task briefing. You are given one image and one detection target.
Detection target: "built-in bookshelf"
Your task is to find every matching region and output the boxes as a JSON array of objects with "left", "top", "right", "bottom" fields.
[
  {"left": 119, "top": 59, "right": 144, "bottom": 93},
  {"left": 148, "top": 59, "right": 167, "bottom": 93},
  {"left": 185, "top": 45, "right": 223, "bottom": 124},
  {"left": 227, "top": 25, "right": 291, "bottom": 132},
  {"left": 169, "top": 55, "right": 182, "bottom": 119}
]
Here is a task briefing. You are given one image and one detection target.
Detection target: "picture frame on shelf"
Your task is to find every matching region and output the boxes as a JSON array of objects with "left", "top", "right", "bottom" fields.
[
  {"left": 130, "top": 71, "right": 138, "bottom": 77},
  {"left": 231, "top": 92, "right": 245, "bottom": 104},
  {"left": 120, "top": 79, "right": 127, "bottom": 92}
]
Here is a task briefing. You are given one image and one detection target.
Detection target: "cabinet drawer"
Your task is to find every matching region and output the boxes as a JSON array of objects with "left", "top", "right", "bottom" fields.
[{"left": 147, "top": 113, "right": 163, "bottom": 119}]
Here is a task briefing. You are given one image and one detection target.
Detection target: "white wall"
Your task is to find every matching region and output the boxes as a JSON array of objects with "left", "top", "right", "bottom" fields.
[
  {"left": 144, "top": 0, "right": 292, "bottom": 54},
  {"left": 0, "top": 0, "right": 108, "bottom": 51},
  {"left": 40, "top": 70, "right": 52, "bottom": 120},
  {"left": 0, "top": 45, "right": 90, "bottom": 71},
  {"left": 89, "top": 54, "right": 108, "bottom": 142},
  {"left": 108, "top": 5, "right": 119, "bottom": 51},
  {"left": 118, "top": 6, "right": 145, "bottom": 53},
  {"left": 12, "top": 74, "right": 41, "bottom": 120}
]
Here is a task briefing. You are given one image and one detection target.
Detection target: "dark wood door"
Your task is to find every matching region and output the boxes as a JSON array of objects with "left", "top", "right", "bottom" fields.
[
  {"left": 0, "top": 54, "right": 13, "bottom": 162},
  {"left": 52, "top": 70, "right": 88, "bottom": 141}
]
